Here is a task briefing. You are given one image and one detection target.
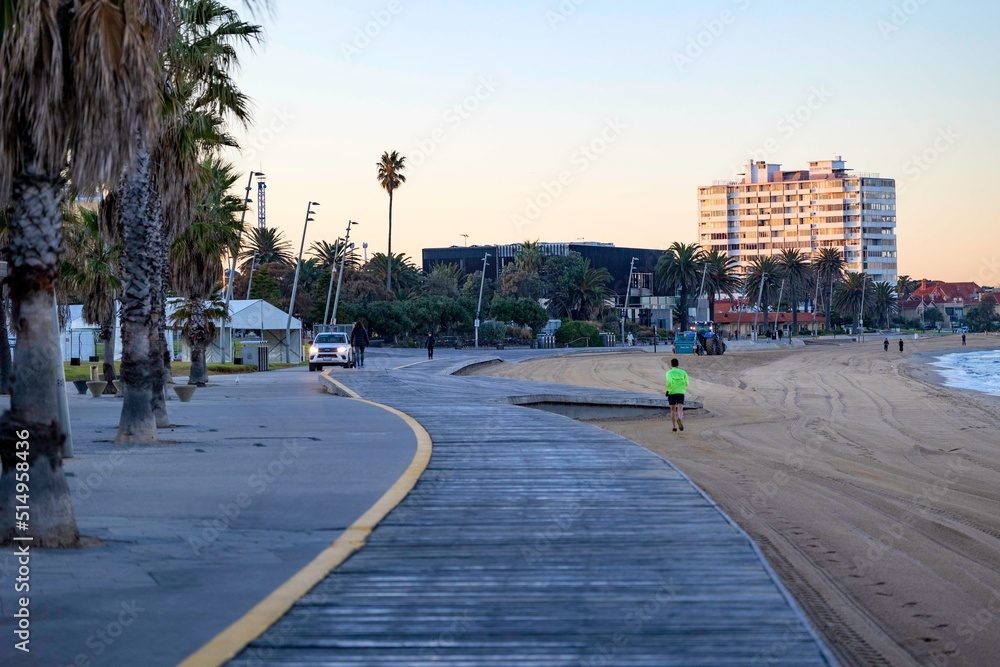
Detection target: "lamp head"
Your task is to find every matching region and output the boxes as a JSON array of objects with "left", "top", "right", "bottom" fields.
[{"left": 310, "top": 201, "right": 321, "bottom": 206}]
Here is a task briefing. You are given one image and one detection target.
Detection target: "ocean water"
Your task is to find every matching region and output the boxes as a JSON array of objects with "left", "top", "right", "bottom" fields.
[{"left": 931, "top": 350, "right": 1000, "bottom": 396}]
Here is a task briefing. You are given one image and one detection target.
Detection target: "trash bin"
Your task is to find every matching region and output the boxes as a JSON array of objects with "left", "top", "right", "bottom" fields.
[{"left": 257, "top": 346, "right": 269, "bottom": 371}]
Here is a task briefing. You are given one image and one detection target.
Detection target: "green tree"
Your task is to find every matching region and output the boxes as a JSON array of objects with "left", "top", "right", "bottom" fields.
[
  {"left": 376, "top": 150, "right": 407, "bottom": 291},
  {"left": 777, "top": 249, "right": 811, "bottom": 336},
  {"left": 422, "top": 263, "right": 463, "bottom": 299},
  {"left": 405, "top": 296, "right": 474, "bottom": 336},
  {"left": 871, "top": 281, "right": 898, "bottom": 330},
  {"left": 365, "top": 252, "right": 420, "bottom": 297},
  {"left": 241, "top": 227, "right": 293, "bottom": 271},
  {"left": 833, "top": 272, "right": 875, "bottom": 329},
  {"left": 814, "top": 248, "right": 845, "bottom": 331},
  {"left": 549, "top": 260, "right": 613, "bottom": 321},
  {"left": 61, "top": 205, "right": 120, "bottom": 392},
  {"left": 0, "top": 0, "right": 177, "bottom": 547},
  {"left": 248, "top": 264, "right": 283, "bottom": 307},
  {"left": 965, "top": 294, "right": 998, "bottom": 332},
  {"left": 655, "top": 242, "right": 705, "bottom": 330},
  {"left": 357, "top": 301, "right": 413, "bottom": 342},
  {"left": 703, "top": 250, "right": 741, "bottom": 325},
  {"left": 555, "top": 321, "right": 601, "bottom": 347},
  {"left": 490, "top": 296, "right": 549, "bottom": 331}
]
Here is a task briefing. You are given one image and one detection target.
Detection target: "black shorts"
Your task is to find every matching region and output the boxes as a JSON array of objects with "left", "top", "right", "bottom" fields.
[{"left": 667, "top": 393, "right": 685, "bottom": 406}]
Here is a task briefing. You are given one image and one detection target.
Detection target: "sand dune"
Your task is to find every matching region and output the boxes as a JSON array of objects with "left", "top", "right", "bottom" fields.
[{"left": 476, "top": 335, "right": 1000, "bottom": 667}]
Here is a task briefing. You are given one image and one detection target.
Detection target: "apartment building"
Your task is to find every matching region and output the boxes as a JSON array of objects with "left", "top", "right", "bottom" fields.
[{"left": 698, "top": 157, "right": 897, "bottom": 283}]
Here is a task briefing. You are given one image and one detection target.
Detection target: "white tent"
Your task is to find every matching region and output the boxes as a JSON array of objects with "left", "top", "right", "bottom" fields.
[
  {"left": 60, "top": 304, "right": 135, "bottom": 363},
  {"left": 197, "top": 299, "right": 303, "bottom": 364}
]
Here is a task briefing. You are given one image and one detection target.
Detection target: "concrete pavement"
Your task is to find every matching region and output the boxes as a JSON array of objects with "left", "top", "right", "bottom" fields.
[{"left": 0, "top": 367, "right": 417, "bottom": 667}]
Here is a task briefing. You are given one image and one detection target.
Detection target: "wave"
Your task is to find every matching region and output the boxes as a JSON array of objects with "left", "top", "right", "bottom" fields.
[{"left": 931, "top": 350, "right": 1000, "bottom": 396}]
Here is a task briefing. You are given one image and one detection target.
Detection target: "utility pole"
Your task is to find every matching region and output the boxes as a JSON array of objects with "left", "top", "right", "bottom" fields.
[
  {"left": 622, "top": 257, "right": 638, "bottom": 345},
  {"left": 474, "top": 252, "right": 491, "bottom": 349},
  {"left": 222, "top": 170, "right": 263, "bottom": 362}
]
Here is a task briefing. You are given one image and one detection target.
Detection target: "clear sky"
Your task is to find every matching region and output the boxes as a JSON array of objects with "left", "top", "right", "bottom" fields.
[{"left": 227, "top": 0, "right": 1000, "bottom": 284}]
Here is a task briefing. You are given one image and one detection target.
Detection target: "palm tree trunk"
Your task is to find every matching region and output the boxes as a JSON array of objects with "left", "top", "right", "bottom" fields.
[
  {"left": 160, "top": 257, "right": 173, "bottom": 386},
  {"left": 0, "top": 167, "right": 79, "bottom": 547},
  {"left": 115, "top": 146, "right": 159, "bottom": 444},
  {"left": 188, "top": 297, "right": 209, "bottom": 386},
  {"left": 386, "top": 190, "right": 393, "bottom": 292},
  {"left": 827, "top": 279, "right": 834, "bottom": 331},
  {"left": 148, "top": 222, "right": 169, "bottom": 429},
  {"left": 679, "top": 285, "right": 689, "bottom": 330},
  {"left": 0, "top": 286, "right": 12, "bottom": 395}
]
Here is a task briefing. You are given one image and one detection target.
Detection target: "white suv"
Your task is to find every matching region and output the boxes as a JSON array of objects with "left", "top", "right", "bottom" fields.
[{"left": 308, "top": 332, "right": 354, "bottom": 371}]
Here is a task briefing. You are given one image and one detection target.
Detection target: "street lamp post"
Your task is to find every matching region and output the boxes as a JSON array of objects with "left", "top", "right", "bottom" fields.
[
  {"left": 622, "top": 257, "right": 638, "bottom": 345},
  {"left": 324, "top": 220, "right": 358, "bottom": 326},
  {"left": 222, "top": 170, "right": 263, "bottom": 363},
  {"left": 245, "top": 252, "right": 259, "bottom": 299},
  {"left": 285, "top": 201, "right": 319, "bottom": 362},
  {"left": 331, "top": 239, "right": 357, "bottom": 327},
  {"left": 773, "top": 278, "right": 786, "bottom": 340},
  {"left": 752, "top": 273, "right": 768, "bottom": 341},
  {"left": 474, "top": 252, "right": 491, "bottom": 349},
  {"left": 461, "top": 234, "right": 469, "bottom": 247},
  {"left": 859, "top": 273, "right": 870, "bottom": 342}
]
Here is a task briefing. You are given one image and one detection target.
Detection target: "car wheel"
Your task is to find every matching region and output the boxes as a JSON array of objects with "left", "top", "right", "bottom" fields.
[{"left": 308, "top": 364, "right": 316, "bottom": 372}]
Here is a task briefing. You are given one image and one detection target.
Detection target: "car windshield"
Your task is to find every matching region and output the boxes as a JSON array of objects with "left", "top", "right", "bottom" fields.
[{"left": 314, "top": 333, "right": 348, "bottom": 345}]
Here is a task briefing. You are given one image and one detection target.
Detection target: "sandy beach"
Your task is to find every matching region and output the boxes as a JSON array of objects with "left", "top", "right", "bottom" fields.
[{"left": 474, "top": 334, "right": 1000, "bottom": 667}]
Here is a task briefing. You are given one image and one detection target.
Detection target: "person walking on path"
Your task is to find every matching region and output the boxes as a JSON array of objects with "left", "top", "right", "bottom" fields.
[
  {"left": 899, "top": 339, "right": 904, "bottom": 353},
  {"left": 426, "top": 331, "right": 435, "bottom": 360},
  {"left": 350, "top": 321, "right": 370, "bottom": 368},
  {"left": 884, "top": 338, "right": 889, "bottom": 352},
  {"left": 963, "top": 333, "right": 967, "bottom": 346},
  {"left": 665, "top": 358, "right": 690, "bottom": 433}
]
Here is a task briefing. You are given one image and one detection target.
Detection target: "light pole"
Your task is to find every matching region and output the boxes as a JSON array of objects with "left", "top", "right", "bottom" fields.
[
  {"left": 773, "top": 278, "right": 786, "bottom": 340},
  {"left": 285, "top": 201, "right": 319, "bottom": 362},
  {"left": 697, "top": 261, "right": 710, "bottom": 323},
  {"left": 245, "top": 251, "right": 259, "bottom": 299},
  {"left": 474, "top": 252, "right": 491, "bottom": 349},
  {"left": 363, "top": 242, "right": 368, "bottom": 264},
  {"left": 858, "top": 273, "right": 870, "bottom": 342},
  {"left": 331, "top": 237, "right": 357, "bottom": 327},
  {"left": 752, "top": 273, "right": 768, "bottom": 341},
  {"left": 461, "top": 234, "right": 469, "bottom": 247},
  {"left": 622, "top": 257, "right": 638, "bottom": 345},
  {"left": 222, "top": 170, "right": 263, "bottom": 362},
  {"left": 324, "top": 221, "right": 359, "bottom": 326}
]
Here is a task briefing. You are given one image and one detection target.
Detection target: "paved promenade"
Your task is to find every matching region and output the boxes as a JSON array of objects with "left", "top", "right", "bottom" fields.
[
  {"left": 225, "top": 351, "right": 837, "bottom": 666},
  {"left": 0, "top": 368, "right": 417, "bottom": 667}
]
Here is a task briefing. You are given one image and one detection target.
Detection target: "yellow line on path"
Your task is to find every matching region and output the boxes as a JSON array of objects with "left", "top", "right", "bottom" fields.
[{"left": 177, "top": 374, "right": 432, "bottom": 667}]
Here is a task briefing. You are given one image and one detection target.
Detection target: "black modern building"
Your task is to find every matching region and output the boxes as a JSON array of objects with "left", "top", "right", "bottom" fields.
[{"left": 422, "top": 242, "right": 676, "bottom": 328}]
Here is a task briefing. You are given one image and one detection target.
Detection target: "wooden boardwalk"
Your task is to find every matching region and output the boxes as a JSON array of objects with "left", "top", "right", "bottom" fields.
[{"left": 227, "top": 361, "right": 836, "bottom": 666}]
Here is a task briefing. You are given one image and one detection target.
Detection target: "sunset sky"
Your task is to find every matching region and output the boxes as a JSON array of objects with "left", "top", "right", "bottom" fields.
[{"left": 228, "top": 0, "right": 1000, "bottom": 284}]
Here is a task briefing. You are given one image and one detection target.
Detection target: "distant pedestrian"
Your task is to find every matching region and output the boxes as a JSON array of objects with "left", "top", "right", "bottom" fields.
[
  {"left": 962, "top": 333, "right": 967, "bottom": 346},
  {"left": 626, "top": 333, "right": 634, "bottom": 347},
  {"left": 665, "top": 358, "right": 690, "bottom": 433},
  {"left": 350, "top": 321, "right": 369, "bottom": 368},
  {"left": 426, "top": 331, "right": 435, "bottom": 360},
  {"left": 884, "top": 338, "right": 889, "bottom": 352},
  {"left": 899, "top": 339, "right": 904, "bottom": 353},
  {"left": 778, "top": 328, "right": 783, "bottom": 341}
]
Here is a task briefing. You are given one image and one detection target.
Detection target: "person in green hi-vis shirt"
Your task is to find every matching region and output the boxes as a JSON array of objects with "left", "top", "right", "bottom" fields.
[{"left": 665, "top": 358, "right": 690, "bottom": 433}]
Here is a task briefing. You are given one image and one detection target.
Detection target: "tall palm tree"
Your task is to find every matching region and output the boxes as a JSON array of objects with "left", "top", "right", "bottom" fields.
[
  {"left": 309, "top": 239, "right": 358, "bottom": 272},
  {"left": 872, "top": 281, "right": 899, "bottom": 329},
  {"left": 703, "top": 250, "right": 741, "bottom": 324},
  {"left": 0, "top": 0, "right": 174, "bottom": 547},
  {"left": 743, "top": 256, "right": 784, "bottom": 328},
  {"left": 814, "top": 247, "right": 846, "bottom": 331},
  {"left": 170, "top": 159, "right": 241, "bottom": 385},
  {"left": 376, "top": 150, "right": 407, "bottom": 292},
  {"left": 550, "top": 259, "right": 613, "bottom": 321},
  {"left": 833, "top": 272, "right": 875, "bottom": 329},
  {"left": 241, "top": 227, "right": 293, "bottom": 271},
  {"left": 655, "top": 242, "right": 705, "bottom": 330},
  {"left": 896, "top": 274, "right": 916, "bottom": 307},
  {"left": 777, "top": 249, "right": 811, "bottom": 336},
  {"left": 61, "top": 205, "right": 120, "bottom": 393},
  {"left": 514, "top": 240, "right": 545, "bottom": 275}
]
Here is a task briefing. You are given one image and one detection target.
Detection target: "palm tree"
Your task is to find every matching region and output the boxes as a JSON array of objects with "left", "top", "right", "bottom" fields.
[
  {"left": 777, "top": 249, "right": 811, "bottom": 336},
  {"left": 170, "top": 159, "right": 241, "bottom": 385},
  {"left": 514, "top": 240, "right": 545, "bottom": 275},
  {"left": 376, "top": 150, "right": 407, "bottom": 291},
  {"left": 550, "top": 260, "right": 613, "bottom": 320},
  {"left": 365, "top": 252, "right": 420, "bottom": 296},
  {"left": 703, "top": 250, "right": 741, "bottom": 325},
  {"left": 61, "top": 205, "right": 120, "bottom": 393},
  {"left": 872, "top": 281, "right": 898, "bottom": 329},
  {"left": 743, "top": 256, "right": 784, "bottom": 331},
  {"left": 655, "top": 242, "right": 705, "bottom": 330},
  {"left": 814, "top": 247, "right": 846, "bottom": 331},
  {"left": 309, "top": 239, "right": 358, "bottom": 272},
  {"left": 833, "top": 272, "right": 875, "bottom": 330},
  {"left": 0, "top": 1, "right": 175, "bottom": 547},
  {"left": 241, "top": 227, "right": 293, "bottom": 271},
  {"left": 896, "top": 275, "right": 917, "bottom": 308}
]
